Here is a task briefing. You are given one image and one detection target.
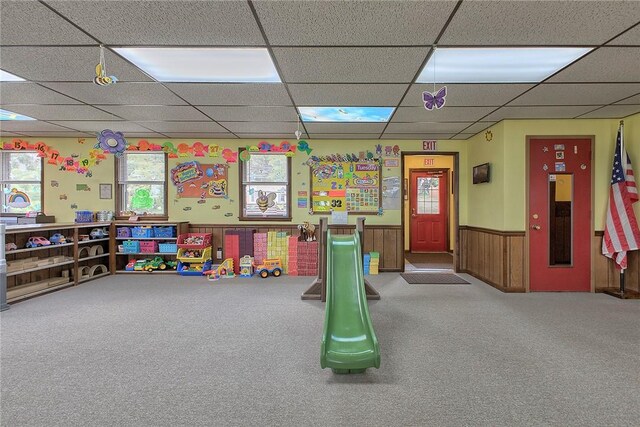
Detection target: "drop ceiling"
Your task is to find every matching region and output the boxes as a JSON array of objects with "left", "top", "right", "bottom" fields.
[{"left": 0, "top": 0, "right": 638, "bottom": 140}]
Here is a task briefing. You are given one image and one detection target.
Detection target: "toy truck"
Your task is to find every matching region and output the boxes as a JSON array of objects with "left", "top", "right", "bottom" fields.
[{"left": 255, "top": 258, "right": 283, "bottom": 278}]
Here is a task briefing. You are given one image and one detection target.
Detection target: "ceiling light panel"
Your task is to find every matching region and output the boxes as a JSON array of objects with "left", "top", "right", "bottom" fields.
[
  {"left": 0, "top": 108, "right": 36, "bottom": 121},
  {"left": 299, "top": 107, "right": 395, "bottom": 122},
  {"left": 114, "top": 48, "right": 281, "bottom": 83},
  {"left": 417, "top": 48, "right": 592, "bottom": 83},
  {"left": 0, "top": 70, "right": 25, "bottom": 81}
]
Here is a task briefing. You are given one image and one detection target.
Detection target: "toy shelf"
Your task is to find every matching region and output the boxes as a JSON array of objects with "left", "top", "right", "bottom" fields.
[
  {"left": 78, "top": 238, "right": 110, "bottom": 245},
  {"left": 7, "top": 260, "right": 75, "bottom": 277},
  {"left": 117, "top": 270, "right": 176, "bottom": 274},
  {"left": 115, "top": 237, "right": 178, "bottom": 241},
  {"left": 116, "top": 252, "right": 177, "bottom": 256},
  {"left": 78, "top": 272, "right": 110, "bottom": 283},
  {"left": 78, "top": 253, "right": 110, "bottom": 262},
  {"left": 7, "top": 281, "right": 74, "bottom": 304},
  {"left": 6, "top": 242, "right": 75, "bottom": 255}
]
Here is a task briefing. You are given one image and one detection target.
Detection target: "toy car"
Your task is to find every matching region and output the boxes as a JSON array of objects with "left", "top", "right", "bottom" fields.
[
  {"left": 90, "top": 228, "right": 109, "bottom": 239},
  {"left": 141, "top": 256, "right": 170, "bottom": 272},
  {"left": 49, "top": 233, "right": 67, "bottom": 244},
  {"left": 25, "top": 236, "right": 51, "bottom": 248},
  {"left": 133, "top": 259, "right": 148, "bottom": 271},
  {"left": 5, "top": 243, "right": 17, "bottom": 251},
  {"left": 125, "top": 260, "right": 136, "bottom": 271},
  {"left": 255, "top": 258, "right": 283, "bottom": 278}
]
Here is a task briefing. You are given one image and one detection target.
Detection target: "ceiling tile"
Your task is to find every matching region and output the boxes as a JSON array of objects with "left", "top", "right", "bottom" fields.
[
  {"left": 440, "top": 1, "right": 640, "bottom": 45},
  {"left": 509, "top": 83, "right": 640, "bottom": 106},
  {"left": 254, "top": 0, "right": 456, "bottom": 46},
  {"left": 0, "top": 131, "right": 23, "bottom": 137},
  {"left": 483, "top": 106, "right": 595, "bottom": 121},
  {"left": 0, "top": 82, "right": 81, "bottom": 104},
  {"left": 4, "top": 131, "right": 94, "bottom": 137},
  {"left": 0, "top": 0, "right": 96, "bottom": 45},
  {"left": 607, "top": 24, "right": 640, "bottom": 45},
  {"left": 289, "top": 84, "right": 408, "bottom": 106},
  {"left": 116, "top": 133, "right": 167, "bottom": 139},
  {"left": 220, "top": 122, "right": 297, "bottom": 134},
  {"left": 0, "top": 121, "right": 75, "bottom": 132},
  {"left": 96, "top": 106, "right": 210, "bottom": 121},
  {"left": 401, "top": 84, "right": 534, "bottom": 107},
  {"left": 48, "top": 121, "right": 151, "bottom": 133},
  {"left": 392, "top": 106, "right": 495, "bottom": 122},
  {"left": 616, "top": 94, "right": 640, "bottom": 105},
  {"left": 461, "top": 122, "right": 497, "bottom": 135},
  {"left": 136, "top": 122, "right": 228, "bottom": 133},
  {"left": 307, "top": 134, "right": 382, "bottom": 140},
  {"left": 46, "top": 0, "right": 264, "bottom": 45},
  {"left": 380, "top": 133, "right": 455, "bottom": 140},
  {"left": 1, "top": 105, "right": 119, "bottom": 121},
  {"left": 159, "top": 133, "right": 236, "bottom": 139},
  {"left": 0, "top": 47, "right": 153, "bottom": 82},
  {"left": 165, "top": 83, "right": 291, "bottom": 106},
  {"left": 548, "top": 47, "right": 640, "bottom": 83},
  {"left": 197, "top": 106, "right": 298, "bottom": 122},
  {"left": 577, "top": 105, "right": 640, "bottom": 119},
  {"left": 385, "top": 122, "right": 472, "bottom": 133},
  {"left": 235, "top": 133, "right": 307, "bottom": 139},
  {"left": 39, "top": 83, "right": 187, "bottom": 105},
  {"left": 273, "top": 47, "right": 428, "bottom": 83},
  {"left": 304, "top": 123, "right": 387, "bottom": 133}
]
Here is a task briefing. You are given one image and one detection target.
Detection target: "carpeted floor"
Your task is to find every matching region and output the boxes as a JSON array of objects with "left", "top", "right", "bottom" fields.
[
  {"left": 401, "top": 272, "right": 470, "bottom": 284},
  {"left": 2, "top": 274, "right": 640, "bottom": 426},
  {"left": 405, "top": 251, "right": 453, "bottom": 270}
]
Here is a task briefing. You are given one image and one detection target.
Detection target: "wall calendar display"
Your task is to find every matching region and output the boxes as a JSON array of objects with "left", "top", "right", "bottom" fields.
[{"left": 309, "top": 160, "right": 382, "bottom": 214}]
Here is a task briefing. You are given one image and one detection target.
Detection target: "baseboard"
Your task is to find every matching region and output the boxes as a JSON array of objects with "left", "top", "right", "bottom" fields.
[{"left": 460, "top": 269, "right": 526, "bottom": 293}]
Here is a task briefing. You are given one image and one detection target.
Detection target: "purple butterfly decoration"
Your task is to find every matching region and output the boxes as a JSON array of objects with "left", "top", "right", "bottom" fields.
[{"left": 422, "top": 86, "right": 447, "bottom": 110}]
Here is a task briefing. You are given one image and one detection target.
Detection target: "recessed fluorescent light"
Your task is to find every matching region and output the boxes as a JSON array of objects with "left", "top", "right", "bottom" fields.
[
  {"left": 0, "top": 109, "right": 35, "bottom": 121},
  {"left": 417, "top": 47, "right": 592, "bottom": 83},
  {"left": 0, "top": 69, "right": 25, "bottom": 82},
  {"left": 114, "top": 47, "right": 281, "bottom": 82},
  {"left": 299, "top": 107, "right": 395, "bottom": 122}
]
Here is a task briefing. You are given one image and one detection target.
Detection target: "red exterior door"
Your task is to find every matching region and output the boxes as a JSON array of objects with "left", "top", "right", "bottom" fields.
[
  {"left": 410, "top": 170, "right": 448, "bottom": 252},
  {"left": 529, "top": 138, "right": 591, "bottom": 291}
]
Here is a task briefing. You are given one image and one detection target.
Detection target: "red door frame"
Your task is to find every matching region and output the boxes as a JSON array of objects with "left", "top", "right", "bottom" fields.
[
  {"left": 526, "top": 136, "right": 594, "bottom": 292},
  {"left": 409, "top": 168, "right": 449, "bottom": 252}
]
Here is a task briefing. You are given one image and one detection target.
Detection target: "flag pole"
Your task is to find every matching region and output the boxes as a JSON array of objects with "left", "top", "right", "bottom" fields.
[{"left": 619, "top": 120, "right": 625, "bottom": 297}]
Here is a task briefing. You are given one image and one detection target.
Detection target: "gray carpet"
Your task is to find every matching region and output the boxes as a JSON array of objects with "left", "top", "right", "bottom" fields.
[
  {"left": 405, "top": 251, "right": 453, "bottom": 270},
  {"left": 401, "top": 272, "right": 469, "bottom": 284},
  {"left": 2, "top": 274, "right": 640, "bottom": 426}
]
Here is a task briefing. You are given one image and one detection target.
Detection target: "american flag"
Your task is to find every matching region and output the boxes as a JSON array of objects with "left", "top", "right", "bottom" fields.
[{"left": 602, "top": 125, "right": 640, "bottom": 270}]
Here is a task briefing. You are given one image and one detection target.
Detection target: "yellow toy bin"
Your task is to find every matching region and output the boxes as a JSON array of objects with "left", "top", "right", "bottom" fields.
[{"left": 177, "top": 247, "right": 212, "bottom": 263}]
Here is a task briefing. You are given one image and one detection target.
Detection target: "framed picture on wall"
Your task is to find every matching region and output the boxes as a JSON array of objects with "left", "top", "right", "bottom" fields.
[{"left": 99, "top": 183, "right": 112, "bottom": 199}]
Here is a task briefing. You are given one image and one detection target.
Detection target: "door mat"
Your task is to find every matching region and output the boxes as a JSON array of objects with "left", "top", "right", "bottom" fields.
[{"left": 400, "top": 273, "right": 470, "bottom": 285}]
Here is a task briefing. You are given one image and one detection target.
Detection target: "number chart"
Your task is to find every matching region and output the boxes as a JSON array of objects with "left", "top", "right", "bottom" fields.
[{"left": 309, "top": 160, "right": 382, "bottom": 214}]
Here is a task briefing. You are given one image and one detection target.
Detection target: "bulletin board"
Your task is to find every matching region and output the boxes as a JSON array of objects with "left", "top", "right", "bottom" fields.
[
  {"left": 309, "top": 161, "right": 382, "bottom": 214},
  {"left": 171, "top": 161, "right": 228, "bottom": 198}
]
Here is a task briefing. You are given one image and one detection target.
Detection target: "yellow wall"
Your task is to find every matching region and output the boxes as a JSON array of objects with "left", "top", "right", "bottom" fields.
[{"left": 403, "top": 155, "right": 455, "bottom": 251}]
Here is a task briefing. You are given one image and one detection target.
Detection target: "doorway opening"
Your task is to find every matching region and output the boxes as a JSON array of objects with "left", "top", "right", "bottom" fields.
[{"left": 402, "top": 153, "right": 459, "bottom": 272}]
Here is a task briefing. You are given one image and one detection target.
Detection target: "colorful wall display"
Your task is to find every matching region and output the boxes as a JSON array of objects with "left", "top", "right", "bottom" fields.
[
  {"left": 171, "top": 162, "right": 228, "bottom": 199},
  {"left": 309, "top": 159, "right": 382, "bottom": 215}
]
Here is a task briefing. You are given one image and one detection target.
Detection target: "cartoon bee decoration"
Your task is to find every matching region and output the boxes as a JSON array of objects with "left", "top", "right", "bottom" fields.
[{"left": 256, "top": 190, "right": 276, "bottom": 213}]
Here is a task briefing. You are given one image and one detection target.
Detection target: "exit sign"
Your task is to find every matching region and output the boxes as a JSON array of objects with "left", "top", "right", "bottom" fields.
[
  {"left": 424, "top": 158, "right": 434, "bottom": 166},
  {"left": 422, "top": 140, "right": 437, "bottom": 151}
]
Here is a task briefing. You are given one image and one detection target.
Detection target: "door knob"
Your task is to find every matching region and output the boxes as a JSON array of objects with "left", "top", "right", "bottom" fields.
[{"left": 530, "top": 225, "right": 541, "bottom": 230}]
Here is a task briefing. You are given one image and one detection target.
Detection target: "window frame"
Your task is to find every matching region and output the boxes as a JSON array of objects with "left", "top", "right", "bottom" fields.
[
  {"left": 0, "top": 150, "right": 44, "bottom": 216},
  {"left": 238, "top": 150, "right": 292, "bottom": 221},
  {"left": 115, "top": 152, "right": 168, "bottom": 220}
]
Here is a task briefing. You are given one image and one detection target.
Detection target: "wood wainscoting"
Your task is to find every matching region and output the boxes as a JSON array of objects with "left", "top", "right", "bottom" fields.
[
  {"left": 593, "top": 231, "right": 640, "bottom": 293},
  {"left": 459, "top": 226, "right": 526, "bottom": 292},
  {"left": 189, "top": 224, "right": 404, "bottom": 272}
]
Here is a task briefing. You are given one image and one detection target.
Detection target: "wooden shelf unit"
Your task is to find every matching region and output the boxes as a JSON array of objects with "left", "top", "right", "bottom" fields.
[
  {"left": 110, "top": 221, "right": 188, "bottom": 274},
  {"left": 4, "top": 222, "right": 112, "bottom": 303}
]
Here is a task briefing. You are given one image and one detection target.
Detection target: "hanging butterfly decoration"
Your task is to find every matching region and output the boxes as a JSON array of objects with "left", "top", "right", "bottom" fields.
[
  {"left": 422, "top": 86, "right": 447, "bottom": 110},
  {"left": 94, "top": 45, "right": 118, "bottom": 86},
  {"left": 256, "top": 190, "right": 277, "bottom": 213}
]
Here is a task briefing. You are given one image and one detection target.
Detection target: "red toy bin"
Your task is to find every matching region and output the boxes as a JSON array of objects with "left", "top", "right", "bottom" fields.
[
  {"left": 177, "top": 233, "right": 212, "bottom": 249},
  {"left": 139, "top": 241, "right": 159, "bottom": 253}
]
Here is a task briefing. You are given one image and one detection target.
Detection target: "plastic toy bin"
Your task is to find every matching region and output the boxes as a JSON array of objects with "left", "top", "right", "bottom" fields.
[
  {"left": 177, "top": 247, "right": 212, "bottom": 263},
  {"left": 177, "top": 233, "right": 212, "bottom": 249},
  {"left": 153, "top": 227, "right": 175, "bottom": 238},
  {"left": 75, "top": 210, "right": 93, "bottom": 223},
  {"left": 139, "top": 241, "right": 159, "bottom": 253},
  {"left": 132, "top": 226, "right": 154, "bottom": 238},
  {"left": 117, "top": 227, "right": 132, "bottom": 238},
  {"left": 159, "top": 243, "right": 178, "bottom": 253},
  {"left": 122, "top": 240, "right": 141, "bottom": 253}
]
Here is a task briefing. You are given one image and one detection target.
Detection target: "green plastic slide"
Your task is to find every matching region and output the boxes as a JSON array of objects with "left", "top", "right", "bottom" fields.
[{"left": 320, "top": 230, "right": 381, "bottom": 374}]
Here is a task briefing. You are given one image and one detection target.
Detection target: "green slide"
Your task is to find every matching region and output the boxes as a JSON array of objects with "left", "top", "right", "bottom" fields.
[{"left": 321, "top": 230, "right": 380, "bottom": 374}]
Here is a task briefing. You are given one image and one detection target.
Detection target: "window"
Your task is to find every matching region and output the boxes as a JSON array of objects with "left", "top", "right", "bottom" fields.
[
  {"left": 117, "top": 152, "right": 167, "bottom": 217},
  {"left": 240, "top": 152, "right": 291, "bottom": 220},
  {"left": 1, "top": 151, "right": 42, "bottom": 214}
]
